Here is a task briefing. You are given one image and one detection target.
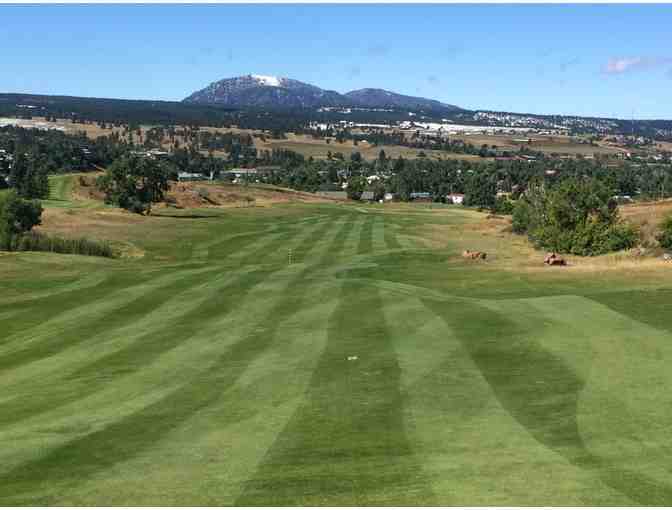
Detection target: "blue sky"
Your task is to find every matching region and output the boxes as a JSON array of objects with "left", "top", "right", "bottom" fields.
[{"left": 1, "top": 4, "right": 671, "bottom": 119}]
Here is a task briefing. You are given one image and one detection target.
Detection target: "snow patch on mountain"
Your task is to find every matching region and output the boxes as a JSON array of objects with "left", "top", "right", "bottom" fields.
[{"left": 252, "top": 74, "right": 281, "bottom": 87}]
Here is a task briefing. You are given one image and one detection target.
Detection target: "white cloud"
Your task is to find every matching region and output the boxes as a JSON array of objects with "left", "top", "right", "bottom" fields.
[{"left": 603, "top": 56, "right": 671, "bottom": 74}]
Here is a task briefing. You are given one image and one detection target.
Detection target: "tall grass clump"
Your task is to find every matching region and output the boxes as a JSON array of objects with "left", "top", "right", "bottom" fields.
[{"left": 16, "top": 231, "right": 115, "bottom": 258}]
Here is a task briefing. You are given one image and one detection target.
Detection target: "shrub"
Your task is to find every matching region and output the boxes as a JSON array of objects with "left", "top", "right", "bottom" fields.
[
  {"left": 511, "top": 199, "right": 532, "bottom": 234},
  {"left": 657, "top": 215, "right": 672, "bottom": 250},
  {"left": 513, "top": 178, "right": 637, "bottom": 256},
  {"left": 493, "top": 196, "right": 515, "bottom": 215}
]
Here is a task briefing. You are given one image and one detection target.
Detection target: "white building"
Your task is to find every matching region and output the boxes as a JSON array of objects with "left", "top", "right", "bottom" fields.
[{"left": 447, "top": 193, "right": 465, "bottom": 205}]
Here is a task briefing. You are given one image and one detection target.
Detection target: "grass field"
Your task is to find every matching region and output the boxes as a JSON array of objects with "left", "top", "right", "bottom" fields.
[{"left": 2, "top": 182, "right": 672, "bottom": 505}]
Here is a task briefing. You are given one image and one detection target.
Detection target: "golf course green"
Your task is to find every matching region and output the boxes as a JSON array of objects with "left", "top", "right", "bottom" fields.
[{"left": 1, "top": 180, "right": 672, "bottom": 505}]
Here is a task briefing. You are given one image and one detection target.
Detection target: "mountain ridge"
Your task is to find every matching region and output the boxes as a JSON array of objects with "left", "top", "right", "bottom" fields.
[{"left": 183, "top": 74, "right": 463, "bottom": 113}]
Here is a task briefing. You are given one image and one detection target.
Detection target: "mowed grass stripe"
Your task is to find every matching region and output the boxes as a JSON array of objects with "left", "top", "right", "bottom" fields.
[
  {"left": 423, "top": 298, "right": 589, "bottom": 457},
  {"left": 224, "top": 214, "right": 329, "bottom": 267},
  {"left": 357, "top": 212, "right": 375, "bottom": 255},
  {"left": 341, "top": 214, "right": 367, "bottom": 256},
  {"left": 0, "top": 211, "right": 334, "bottom": 474},
  {"left": 201, "top": 214, "right": 321, "bottom": 263},
  {"left": 0, "top": 269, "right": 262, "bottom": 428},
  {"left": 0, "top": 273, "right": 126, "bottom": 340},
  {"left": 371, "top": 213, "right": 387, "bottom": 252},
  {"left": 191, "top": 221, "right": 284, "bottom": 262},
  {"left": 59, "top": 292, "right": 342, "bottom": 506},
  {"left": 0, "top": 272, "right": 108, "bottom": 307},
  {"left": 0, "top": 266, "right": 224, "bottom": 372},
  {"left": 204, "top": 230, "right": 270, "bottom": 262},
  {"left": 237, "top": 277, "right": 431, "bottom": 506},
  {"left": 383, "top": 215, "right": 402, "bottom": 250},
  {"left": 0, "top": 210, "right": 344, "bottom": 504},
  {"left": 291, "top": 213, "right": 342, "bottom": 264},
  {"left": 0, "top": 217, "right": 316, "bottom": 394},
  {"left": 0, "top": 270, "right": 295, "bottom": 503},
  {"left": 317, "top": 214, "right": 357, "bottom": 266},
  {"left": 423, "top": 296, "right": 672, "bottom": 505},
  {"left": 60, "top": 216, "right": 346, "bottom": 504},
  {"left": 135, "top": 217, "right": 353, "bottom": 504},
  {"left": 0, "top": 265, "right": 307, "bottom": 471}
]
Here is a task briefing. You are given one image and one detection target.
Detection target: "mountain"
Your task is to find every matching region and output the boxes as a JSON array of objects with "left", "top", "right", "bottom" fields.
[
  {"left": 183, "top": 74, "right": 349, "bottom": 109},
  {"left": 345, "top": 88, "right": 462, "bottom": 113},
  {"left": 182, "top": 74, "right": 463, "bottom": 113}
]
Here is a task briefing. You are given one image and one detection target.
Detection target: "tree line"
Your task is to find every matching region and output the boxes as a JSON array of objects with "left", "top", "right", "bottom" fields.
[{"left": 0, "top": 125, "right": 128, "bottom": 199}]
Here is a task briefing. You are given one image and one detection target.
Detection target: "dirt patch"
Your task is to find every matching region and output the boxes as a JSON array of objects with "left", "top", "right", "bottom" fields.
[
  {"left": 162, "top": 182, "right": 339, "bottom": 209},
  {"left": 65, "top": 174, "right": 339, "bottom": 210}
]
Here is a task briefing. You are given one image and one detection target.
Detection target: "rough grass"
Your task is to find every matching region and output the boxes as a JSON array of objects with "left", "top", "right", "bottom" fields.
[{"left": 1, "top": 186, "right": 672, "bottom": 505}]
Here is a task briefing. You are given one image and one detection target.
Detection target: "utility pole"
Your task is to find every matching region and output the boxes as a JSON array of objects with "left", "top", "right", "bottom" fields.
[{"left": 288, "top": 248, "right": 293, "bottom": 265}]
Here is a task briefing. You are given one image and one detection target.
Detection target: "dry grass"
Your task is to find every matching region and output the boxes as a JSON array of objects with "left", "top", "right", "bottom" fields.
[
  {"left": 449, "top": 133, "right": 621, "bottom": 156},
  {"left": 653, "top": 140, "right": 672, "bottom": 151},
  {"left": 621, "top": 199, "right": 672, "bottom": 225},
  {"left": 414, "top": 205, "right": 672, "bottom": 278},
  {"left": 162, "top": 181, "right": 339, "bottom": 210},
  {"left": 621, "top": 199, "right": 672, "bottom": 247},
  {"left": 255, "top": 133, "right": 486, "bottom": 161},
  {"left": 59, "top": 173, "right": 338, "bottom": 213},
  {"left": 72, "top": 173, "right": 106, "bottom": 202}
]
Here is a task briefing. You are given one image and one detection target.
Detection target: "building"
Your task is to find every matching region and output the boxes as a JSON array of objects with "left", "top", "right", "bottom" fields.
[
  {"left": 447, "top": 193, "right": 465, "bottom": 205},
  {"left": 177, "top": 171, "right": 208, "bottom": 182},
  {"left": 410, "top": 192, "right": 431, "bottom": 201},
  {"left": 225, "top": 168, "right": 260, "bottom": 183},
  {"left": 229, "top": 168, "right": 258, "bottom": 178}
]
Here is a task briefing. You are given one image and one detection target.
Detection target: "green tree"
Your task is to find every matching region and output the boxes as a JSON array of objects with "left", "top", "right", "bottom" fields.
[
  {"left": 464, "top": 170, "right": 496, "bottom": 210},
  {"left": 346, "top": 175, "right": 366, "bottom": 201},
  {"left": 97, "top": 154, "right": 172, "bottom": 214},
  {"left": 372, "top": 180, "right": 386, "bottom": 202},
  {"left": 0, "top": 190, "right": 43, "bottom": 250},
  {"left": 8, "top": 150, "right": 50, "bottom": 199},
  {"left": 513, "top": 178, "right": 637, "bottom": 256}
]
